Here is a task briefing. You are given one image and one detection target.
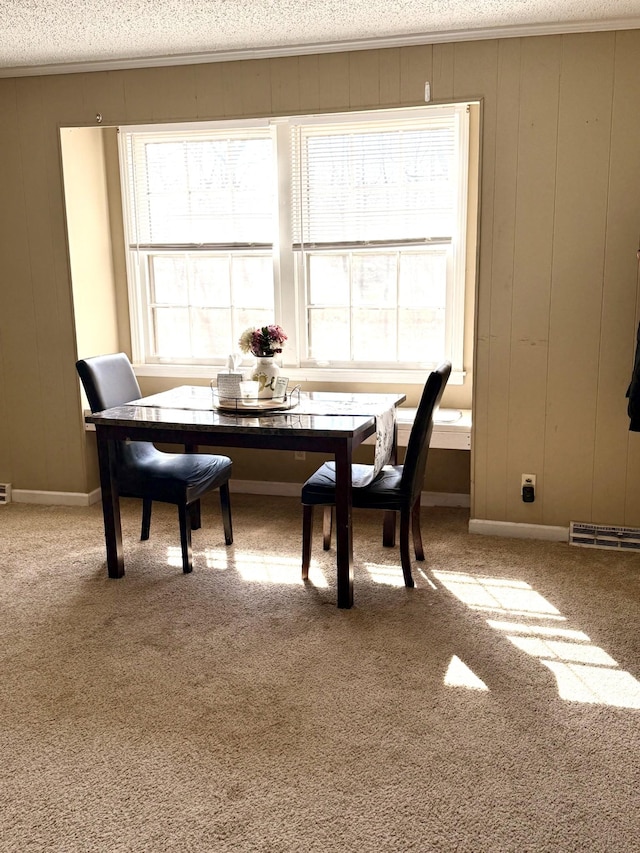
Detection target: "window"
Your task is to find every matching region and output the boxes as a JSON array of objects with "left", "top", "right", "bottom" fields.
[{"left": 120, "top": 104, "right": 472, "bottom": 382}]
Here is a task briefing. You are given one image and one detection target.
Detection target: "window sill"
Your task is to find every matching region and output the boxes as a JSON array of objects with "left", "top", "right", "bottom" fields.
[
  {"left": 399, "top": 407, "right": 471, "bottom": 450},
  {"left": 361, "top": 407, "right": 471, "bottom": 450},
  {"left": 133, "top": 363, "right": 466, "bottom": 386}
]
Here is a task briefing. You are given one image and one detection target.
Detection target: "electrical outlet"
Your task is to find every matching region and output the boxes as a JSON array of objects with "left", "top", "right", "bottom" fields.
[
  {"left": 521, "top": 474, "right": 536, "bottom": 503},
  {"left": 294, "top": 451, "right": 306, "bottom": 461}
]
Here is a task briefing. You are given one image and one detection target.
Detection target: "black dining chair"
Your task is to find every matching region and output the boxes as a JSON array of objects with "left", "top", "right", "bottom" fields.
[
  {"left": 76, "top": 352, "right": 233, "bottom": 574},
  {"left": 301, "top": 361, "right": 451, "bottom": 588}
]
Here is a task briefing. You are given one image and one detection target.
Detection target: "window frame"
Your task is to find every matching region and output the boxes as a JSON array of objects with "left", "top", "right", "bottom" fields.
[{"left": 119, "top": 104, "right": 474, "bottom": 386}]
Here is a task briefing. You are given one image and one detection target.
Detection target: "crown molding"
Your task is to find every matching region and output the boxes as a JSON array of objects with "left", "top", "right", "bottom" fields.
[{"left": 1, "top": 17, "right": 639, "bottom": 79}]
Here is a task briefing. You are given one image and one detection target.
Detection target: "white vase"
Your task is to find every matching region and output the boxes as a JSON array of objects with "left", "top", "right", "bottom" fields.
[{"left": 252, "top": 356, "right": 280, "bottom": 399}]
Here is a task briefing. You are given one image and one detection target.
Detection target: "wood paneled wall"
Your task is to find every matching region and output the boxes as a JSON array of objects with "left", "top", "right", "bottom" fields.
[{"left": 1, "top": 31, "right": 640, "bottom": 526}]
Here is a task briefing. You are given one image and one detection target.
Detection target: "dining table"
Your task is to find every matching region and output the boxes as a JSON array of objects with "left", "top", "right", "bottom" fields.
[{"left": 85, "top": 385, "right": 406, "bottom": 608}]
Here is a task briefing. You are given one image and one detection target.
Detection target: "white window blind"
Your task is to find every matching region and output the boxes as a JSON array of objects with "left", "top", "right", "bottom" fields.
[
  {"left": 124, "top": 129, "right": 274, "bottom": 247},
  {"left": 291, "top": 112, "right": 459, "bottom": 247}
]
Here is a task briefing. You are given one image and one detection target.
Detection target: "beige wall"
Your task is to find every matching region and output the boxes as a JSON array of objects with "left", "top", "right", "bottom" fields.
[
  {"left": 1, "top": 32, "right": 640, "bottom": 526},
  {"left": 61, "top": 127, "right": 119, "bottom": 363},
  {"left": 60, "top": 125, "right": 122, "bottom": 487}
]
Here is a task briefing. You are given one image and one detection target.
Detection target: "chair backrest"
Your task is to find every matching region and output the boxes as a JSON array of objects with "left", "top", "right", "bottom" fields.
[
  {"left": 400, "top": 361, "right": 452, "bottom": 503},
  {"left": 76, "top": 352, "right": 142, "bottom": 413}
]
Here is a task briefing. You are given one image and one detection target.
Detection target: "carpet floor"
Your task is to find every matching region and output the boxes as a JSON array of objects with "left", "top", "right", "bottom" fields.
[{"left": 1, "top": 494, "right": 639, "bottom": 852}]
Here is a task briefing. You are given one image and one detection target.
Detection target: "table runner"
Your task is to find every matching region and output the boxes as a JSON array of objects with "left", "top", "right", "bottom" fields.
[{"left": 317, "top": 405, "right": 395, "bottom": 488}]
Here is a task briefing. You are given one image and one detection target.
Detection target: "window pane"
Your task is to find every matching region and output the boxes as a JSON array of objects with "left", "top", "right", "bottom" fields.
[
  {"left": 303, "top": 247, "right": 450, "bottom": 363},
  {"left": 399, "top": 251, "right": 447, "bottom": 308},
  {"left": 233, "top": 308, "right": 274, "bottom": 339},
  {"left": 398, "top": 308, "right": 445, "bottom": 362},
  {"left": 308, "top": 255, "right": 349, "bottom": 305},
  {"left": 232, "top": 256, "right": 274, "bottom": 308},
  {"left": 150, "top": 253, "right": 275, "bottom": 359},
  {"left": 189, "top": 257, "right": 230, "bottom": 305},
  {"left": 308, "top": 308, "right": 350, "bottom": 360},
  {"left": 352, "top": 309, "right": 396, "bottom": 361},
  {"left": 190, "top": 308, "right": 233, "bottom": 357},
  {"left": 153, "top": 307, "right": 190, "bottom": 356},
  {"left": 151, "top": 256, "right": 188, "bottom": 304},
  {"left": 352, "top": 254, "right": 397, "bottom": 307}
]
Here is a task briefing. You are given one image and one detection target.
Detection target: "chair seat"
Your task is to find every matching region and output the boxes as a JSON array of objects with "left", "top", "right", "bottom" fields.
[
  {"left": 301, "top": 462, "right": 405, "bottom": 510},
  {"left": 119, "top": 441, "right": 232, "bottom": 505}
]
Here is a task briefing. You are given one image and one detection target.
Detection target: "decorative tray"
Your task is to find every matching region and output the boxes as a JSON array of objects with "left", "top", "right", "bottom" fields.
[{"left": 212, "top": 386, "right": 301, "bottom": 415}]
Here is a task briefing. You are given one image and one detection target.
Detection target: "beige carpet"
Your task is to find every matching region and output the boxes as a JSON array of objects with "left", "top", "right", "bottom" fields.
[{"left": 1, "top": 494, "right": 640, "bottom": 852}]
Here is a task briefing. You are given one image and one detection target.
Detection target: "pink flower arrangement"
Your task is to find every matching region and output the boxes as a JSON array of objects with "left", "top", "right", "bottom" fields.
[{"left": 238, "top": 324, "right": 288, "bottom": 358}]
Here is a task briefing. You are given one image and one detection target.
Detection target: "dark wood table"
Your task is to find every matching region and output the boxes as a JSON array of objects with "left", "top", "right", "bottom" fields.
[{"left": 85, "top": 386, "right": 405, "bottom": 608}]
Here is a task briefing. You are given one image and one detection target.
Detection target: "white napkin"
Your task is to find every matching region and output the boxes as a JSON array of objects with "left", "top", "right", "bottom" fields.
[{"left": 225, "top": 353, "right": 242, "bottom": 372}]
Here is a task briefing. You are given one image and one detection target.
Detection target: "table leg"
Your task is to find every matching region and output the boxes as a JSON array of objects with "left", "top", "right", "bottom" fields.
[
  {"left": 95, "top": 430, "right": 124, "bottom": 579},
  {"left": 334, "top": 439, "right": 354, "bottom": 609},
  {"left": 184, "top": 443, "right": 201, "bottom": 529}
]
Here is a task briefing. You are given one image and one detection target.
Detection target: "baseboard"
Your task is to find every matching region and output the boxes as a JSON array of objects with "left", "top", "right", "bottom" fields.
[
  {"left": 8, "top": 483, "right": 469, "bottom": 509},
  {"left": 469, "top": 518, "right": 568, "bottom": 542},
  {"left": 422, "top": 491, "right": 470, "bottom": 508},
  {"left": 11, "top": 488, "right": 102, "bottom": 507},
  {"left": 230, "top": 480, "right": 301, "bottom": 497}
]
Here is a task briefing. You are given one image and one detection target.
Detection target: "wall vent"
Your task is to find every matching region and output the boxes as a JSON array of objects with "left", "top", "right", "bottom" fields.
[
  {"left": 570, "top": 521, "right": 640, "bottom": 551},
  {"left": 0, "top": 483, "right": 12, "bottom": 504}
]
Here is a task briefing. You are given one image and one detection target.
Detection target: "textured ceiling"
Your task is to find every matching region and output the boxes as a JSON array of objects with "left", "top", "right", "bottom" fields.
[{"left": 1, "top": 0, "right": 640, "bottom": 76}]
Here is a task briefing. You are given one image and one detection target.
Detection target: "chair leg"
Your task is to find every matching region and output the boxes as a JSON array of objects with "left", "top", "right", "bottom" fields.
[
  {"left": 302, "top": 505, "right": 314, "bottom": 579},
  {"left": 382, "top": 510, "right": 396, "bottom": 547},
  {"left": 178, "top": 503, "right": 194, "bottom": 574},
  {"left": 219, "top": 482, "right": 233, "bottom": 545},
  {"left": 411, "top": 498, "right": 425, "bottom": 561},
  {"left": 189, "top": 499, "right": 202, "bottom": 530},
  {"left": 141, "top": 498, "right": 152, "bottom": 540},
  {"left": 322, "top": 506, "right": 333, "bottom": 550},
  {"left": 399, "top": 509, "right": 415, "bottom": 588}
]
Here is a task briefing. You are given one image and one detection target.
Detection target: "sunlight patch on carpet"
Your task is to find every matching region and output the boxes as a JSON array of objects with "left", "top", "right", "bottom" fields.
[
  {"left": 487, "top": 621, "right": 589, "bottom": 642},
  {"left": 166, "top": 546, "right": 188, "bottom": 569},
  {"left": 166, "top": 545, "right": 236, "bottom": 571},
  {"left": 164, "top": 546, "right": 330, "bottom": 586},
  {"left": 234, "top": 553, "right": 329, "bottom": 586},
  {"left": 504, "top": 636, "right": 616, "bottom": 667},
  {"left": 433, "top": 569, "right": 640, "bottom": 710},
  {"left": 363, "top": 562, "right": 405, "bottom": 586},
  {"left": 444, "top": 655, "right": 489, "bottom": 691},
  {"left": 540, "top": 661, "right": 640, "bottom": 708},
  {"left": 203, "top": 548, "right": 231, "bottom": 570},
  {"left": 432, "top": 570, "right": 563, "bottom": 619}
]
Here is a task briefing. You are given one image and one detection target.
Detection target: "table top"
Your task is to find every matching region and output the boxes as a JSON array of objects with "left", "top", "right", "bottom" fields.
[{"left": 85, "top": 386, "right": 406, "bottom": 440}]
